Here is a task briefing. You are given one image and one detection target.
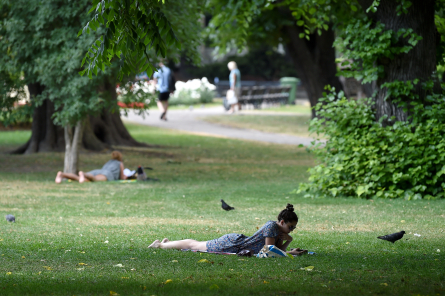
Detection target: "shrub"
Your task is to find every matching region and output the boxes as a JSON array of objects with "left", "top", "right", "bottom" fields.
[
  {"left": 0, "top": 104, "right": 33, "bottom": 127},
  {"left": 169, "top": 77, "right": 216, "bottom": 106},
  {"left": 298, "top": 89, "right": 445, "bottom": 200}
]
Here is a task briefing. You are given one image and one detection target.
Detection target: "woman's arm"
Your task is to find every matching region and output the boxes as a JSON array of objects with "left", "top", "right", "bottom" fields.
[
  {"left": 119, "top": 162, "right": 127, "bottom": 180},
  {"left": 265, "top": 237, "right": 275, "bottom": 246},
  {"left": 277, "top": 233, "right": 293, "bottom": 251},
  {"left": 230, "top": 72, "right": 237, "bottom": 90}
]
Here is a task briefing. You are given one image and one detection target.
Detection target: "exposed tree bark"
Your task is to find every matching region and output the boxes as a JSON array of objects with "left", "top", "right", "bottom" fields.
[
  {"left": 281, "top": 14, "right": 344, "bottom": 118},
  {"left": 12, "top": 81, "right": 148, "bottom": 154},
  {"left": 359, "top": 0, "right": 437, "bottom": 125},
  {"left": 12, "top": 83, "right": 65, "bottom": 154},
  {"left": 63, "top": 121, "right": 84, "bottom": 174}
]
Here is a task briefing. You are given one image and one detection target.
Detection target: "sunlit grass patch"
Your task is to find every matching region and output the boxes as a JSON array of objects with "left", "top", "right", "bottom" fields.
[
  {"left": 0, "top": 123, "right": 444, "bottom": 295},
  {"left": 201, "top": 114, "right": 312, "bottom": 138}
]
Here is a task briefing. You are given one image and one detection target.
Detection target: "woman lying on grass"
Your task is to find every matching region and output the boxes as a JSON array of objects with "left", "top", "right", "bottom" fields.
[
  {"left": 148, "top": 203, "right": 308, "bottom": 256},
  {"left": 55, "top": 151, "right": 127, "bottom": 183}
]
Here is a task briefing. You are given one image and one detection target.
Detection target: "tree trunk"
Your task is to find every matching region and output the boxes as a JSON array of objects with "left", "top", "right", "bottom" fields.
[
  {"left": 63, "top": 121, "right": 84, "bottom": 174},
  {"left": 281, "top": 17, "right": 344, "bottom": 118},
  {"left": 12, "top": 83, "right": 65, "bottom": 154},
  {"left": 360, "top": 0, "right": 436, "bottom": 125}
]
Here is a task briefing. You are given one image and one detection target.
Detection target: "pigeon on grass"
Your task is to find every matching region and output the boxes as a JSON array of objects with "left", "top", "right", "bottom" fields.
[
  {"left": 377, "top": 231, "right": 406, "bottom": 243},
  {"left": 221, "top": 199, "right": 235, "bottom": 211},
  {"left": 5, "top": 214, "right": 15, "bottom": 222}
]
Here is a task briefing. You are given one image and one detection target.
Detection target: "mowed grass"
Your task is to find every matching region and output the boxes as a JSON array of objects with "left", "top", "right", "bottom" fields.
[
  {"left": 201, "top": 114, "right": 313, "bottom": 138},
  {"left": 0, "top": 124, "right": 444, "bottom": 296}
]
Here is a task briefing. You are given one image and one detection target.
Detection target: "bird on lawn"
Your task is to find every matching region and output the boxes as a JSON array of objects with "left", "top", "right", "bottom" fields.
[
  {"left": 5, "top": 214, "right": 15, "bottom": 222},
  {"left": 377, "top": 231, "right": 406, "bottom": 243},
  {"left": 137, "top": 166, "right": 147, "bottom": 181},
  {"left": 221, "top": 199, "right": 235, "bottom": 211}
]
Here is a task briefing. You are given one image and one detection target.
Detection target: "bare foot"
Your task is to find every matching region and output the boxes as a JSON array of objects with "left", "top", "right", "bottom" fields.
[
  {"left": 55, "top": 171, "right": 63, "bottom": 184},
  {"left": 161, "top": 238, "right": 169, "bottom": 243},
  {"left": 148, "top": 239, "right": 161, "bottom": 248},
  {"left": 79, "top": 171, "right": 85, "bottom": 183}
]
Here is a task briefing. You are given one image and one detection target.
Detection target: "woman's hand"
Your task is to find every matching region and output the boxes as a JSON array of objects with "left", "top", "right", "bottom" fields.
[
  {"left": 288, "top": 248, "right": 308, "bottom": 256},
  {"left": 278, "top": 233, "right": 293, "bottom": 242}
]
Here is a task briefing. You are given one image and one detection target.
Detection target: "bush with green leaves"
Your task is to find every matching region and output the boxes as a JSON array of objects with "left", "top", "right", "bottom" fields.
[
  {"left": 298, "top": 87, "right": 445, "bottom": 200},
  {"left": 0, "top": 104, "right": 33, "bottom": 127}
]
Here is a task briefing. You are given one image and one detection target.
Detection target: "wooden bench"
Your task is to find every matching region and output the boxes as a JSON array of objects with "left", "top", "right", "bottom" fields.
[{"left": 225, "top": 85, "right": 291, "bottom": 109}]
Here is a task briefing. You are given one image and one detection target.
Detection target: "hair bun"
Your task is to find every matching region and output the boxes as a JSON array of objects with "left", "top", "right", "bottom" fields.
[{"left": 286, "top": 203, "right": 294, "bottom": 212}]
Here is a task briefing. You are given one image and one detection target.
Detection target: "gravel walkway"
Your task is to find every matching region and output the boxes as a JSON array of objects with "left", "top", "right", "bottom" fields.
[{"left": 123, "top": 106, "right": 315, "bottom": 146}]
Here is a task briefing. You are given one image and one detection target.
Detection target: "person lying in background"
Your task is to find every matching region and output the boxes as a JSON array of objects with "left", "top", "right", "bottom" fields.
[{"left": 55, "top": 151, "right": 127, "bottom": 183}]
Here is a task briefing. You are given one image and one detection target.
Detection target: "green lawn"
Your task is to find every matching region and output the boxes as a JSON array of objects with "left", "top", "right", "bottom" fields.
[
  {"left": 244, "top": 104, "right": 312, "bottom": 114},
  {"left": 0, "top": 125, "right": 444, "bottom": 296},
  {"left": 201, "top": 114, "right": 313, "bottom": 138}
]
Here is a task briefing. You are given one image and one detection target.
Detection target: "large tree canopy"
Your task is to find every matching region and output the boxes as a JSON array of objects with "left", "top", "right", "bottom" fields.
[{"left": 0, "top": 0, "right": 203, "bottom": 172}]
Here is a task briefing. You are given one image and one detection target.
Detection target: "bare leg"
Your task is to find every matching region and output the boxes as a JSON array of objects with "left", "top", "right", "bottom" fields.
[
  {"left": 83, "top": 173, "right": 107, "bottom": 182},
  {"left": 161, "top": 101, "right": 168, "bottom": 120},
  {"left": 55, "top": 171, "right": 80, "bottom": 183},
  {"left": 148, "top": 239, "right": 207, "bottom": 251},
  {"left": 229, "top": 104, "right": 235, "bottom": 113},
  {"left": 157, "top": 101, "right": 165, "bottom": 113}
]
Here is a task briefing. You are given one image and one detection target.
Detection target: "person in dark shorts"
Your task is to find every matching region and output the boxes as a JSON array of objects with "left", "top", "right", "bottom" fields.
[
  {"left": 147, "top": 204, "right": 308, "bottom": 256},
  {"left": 153, "top": 61, "right": 172, "bottom": 121},
  {"left": 55, "top": 151, "right": 126, "bottom": 183}
]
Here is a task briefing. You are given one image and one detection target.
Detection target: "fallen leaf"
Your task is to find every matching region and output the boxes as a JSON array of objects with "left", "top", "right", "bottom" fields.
[
  {"left": 109, "top": 291, "right": 119, "bottom": 295},
  {"left": 287, "top": 253, "right": 294, "bottom": 259},
  {"left": 21, "top": 256, "right": 25, "bottom": 259},
  {"left": 198, "top": 259, "right": 211, "bottom": 263},
  {"left": 76, "top": 268, "right": 84, "bottom": 271},
  {"left": 401, "top": 220, "right": 405, "bottom": 223},
  {"left": 346, "top": 242, "right": 350, "bottom": 244},
  {"left": 164, "top": 279, "right": 173, "bottom": 284},
  {"left": 6, "top": 272, "right": 12, "bottom": 275},
  {"left": 263, "top": 281, "right": 269, "bottom": 284},
  {"left": 171, "top": 260, "right": 178, "bottom": 263},
  {"left": 78, "top": 263, "right": 87, "bottom": 266},
  {"left": 255, "top": 218, "right": 260, "bottom": 220},
  {"left": 106, "top": 202, "right": 111, "bottom": 205},
  {"left": 380, "top": 283, "right": 388, "bottom": 286},
  {"left": 43, "top": 266, "right": 52, "bottom": 270},
  {"left": 209, "top": 284, "right": 219, "bottom": 290},
  {"left": 300, "top": 266, "right": 314, "bottom": 271},
  {"left": 113, "top": 264, "right": 124, "bottom": 267},
  {"left": 121, "top": 277, "right": 129, "bottom": 279}
]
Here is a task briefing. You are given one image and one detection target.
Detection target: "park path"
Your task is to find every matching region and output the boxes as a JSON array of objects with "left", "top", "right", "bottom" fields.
[{"left": 123, "top": 106, "right": 315, "bottom": 146}]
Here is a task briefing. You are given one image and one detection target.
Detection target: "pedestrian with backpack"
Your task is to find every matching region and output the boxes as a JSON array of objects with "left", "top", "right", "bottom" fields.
[{"left": 152, "top": 60, "right": 175, "bottom": 121}]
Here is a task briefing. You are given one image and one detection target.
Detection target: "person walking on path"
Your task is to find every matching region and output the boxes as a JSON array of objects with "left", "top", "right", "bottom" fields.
[
  {"left": 228, "top": 61, "right": 241, "bottom": 113},
  {"left": 148, "top": 203, "right": 307, "bottom": 256},
  {"left": 153, "top": 61, "right": 172, "bottom": 121},
  {"left": 55, "top": 151, "right": 127, "bottom": 183}
]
